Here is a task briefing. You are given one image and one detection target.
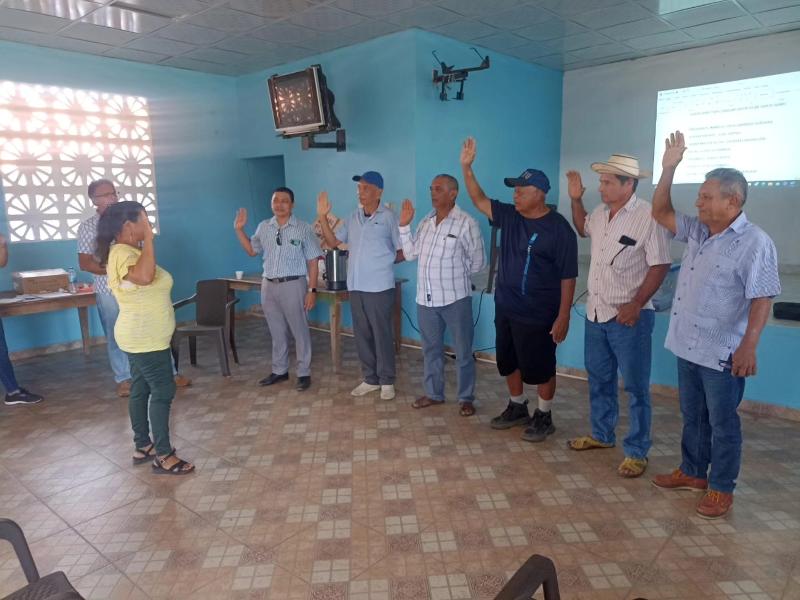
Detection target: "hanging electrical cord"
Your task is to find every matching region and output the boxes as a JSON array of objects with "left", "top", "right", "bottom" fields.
[{"left": 571, "top": 288, "right": 588, "bottom": 319}]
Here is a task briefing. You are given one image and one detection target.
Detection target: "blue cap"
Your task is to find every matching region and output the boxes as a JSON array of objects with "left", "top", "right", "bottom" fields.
[
  {"left": 352, "top": 171, "right": 384, "bottom": 190},
  {"left": 503, "top": 169, "right": 550, "bottom": 193}
]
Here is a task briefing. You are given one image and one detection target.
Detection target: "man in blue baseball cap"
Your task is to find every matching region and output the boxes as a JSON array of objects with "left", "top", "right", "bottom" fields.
[
  {"left": 317, "top": 171, "right": 402, "bottom": 401},
  {"left": 460, "top": 137, "right": 577, "bottom": 443}
]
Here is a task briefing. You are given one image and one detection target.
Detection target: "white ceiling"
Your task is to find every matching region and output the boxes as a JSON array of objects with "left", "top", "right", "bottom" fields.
[{"left": 0, "top": 0, "right": 798, "bottom": 75}]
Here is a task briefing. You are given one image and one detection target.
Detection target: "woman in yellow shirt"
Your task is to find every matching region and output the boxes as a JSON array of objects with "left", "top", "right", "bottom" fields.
[{"left": 97, "top": 201, "right": 194, "bottom": 475}]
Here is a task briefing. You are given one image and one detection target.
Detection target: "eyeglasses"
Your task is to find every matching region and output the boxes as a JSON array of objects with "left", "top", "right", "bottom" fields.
[
  {"left": 276, "top": 230, "right": 282, "bottom": 246},
  {"left": 94, "top": 191, "right": 118, "bottom": 199}
]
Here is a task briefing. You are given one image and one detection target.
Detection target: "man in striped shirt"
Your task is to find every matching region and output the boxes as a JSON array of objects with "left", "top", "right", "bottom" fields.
[
  {"left": 398, "top": 174, "right": 486, "bottom": 416},
  {"left": 566, "top": 154, "right": 671, "bottom": 479}
]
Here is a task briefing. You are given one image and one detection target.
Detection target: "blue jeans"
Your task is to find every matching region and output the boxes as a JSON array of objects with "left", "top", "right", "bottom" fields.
[
  {"left": 417, "top": 297, "right": 475, "bottom": 404},
  {"left": 585, "top": 310, "right": 655, "bottom": 459},
  {"left": 95, "top": 293, "right": 131, "bottom": 383},
  {"left": 677, "top": 357, "right": 745, "bottom": 494},
  {"left": 0, "top": 319, "right": 20, "bottom": 393}
]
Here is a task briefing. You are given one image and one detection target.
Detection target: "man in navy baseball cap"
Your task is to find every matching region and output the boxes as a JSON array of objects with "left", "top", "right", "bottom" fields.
[
  {"left": 352, "top": 171, "right": 384, "bottom": 190},
  {"left": 317, "top": 168, "right": 402, "bottom": 401},
  {"left": 460, "top": 137, "right": 577, "bottom": 445}
]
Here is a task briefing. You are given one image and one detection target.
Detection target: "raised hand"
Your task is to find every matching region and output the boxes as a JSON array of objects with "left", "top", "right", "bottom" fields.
[
  {"left": 460, "top": 137, "right": 476, "bottom": 167},
  {"left": 566, "top": 170, "right": 586, "bottom": 201},
  {"left": 317, "top": 191, "right": 331, "bottom": 218},
  {"left": 234, "top": 208, "right": 247, "bottom": 230},
  {"left": 662, "top": 130, "right": 687, "bottom": 170},
  {"left": 399, "top": 199, "right": 414, "bottom": 227}
]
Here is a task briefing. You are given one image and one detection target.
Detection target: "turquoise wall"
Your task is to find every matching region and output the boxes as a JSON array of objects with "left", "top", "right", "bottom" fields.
[
  {"left": 411, "top": 30, "right": 562, "bottom": 353},
  {"left": 234, "top": 29, "right": 564, "bottom": 339},
  {"left": 0, "top": 41, "right": 260, "bottom": 352}
]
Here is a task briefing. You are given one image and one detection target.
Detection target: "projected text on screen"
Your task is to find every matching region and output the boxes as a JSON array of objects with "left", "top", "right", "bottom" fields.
[{"left": 653, "top": 70, "right": 800, "bottom": 185}]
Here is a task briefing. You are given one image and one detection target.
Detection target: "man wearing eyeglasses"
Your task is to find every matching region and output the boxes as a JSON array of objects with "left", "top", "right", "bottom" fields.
[
  {"left": 78, "top": 179, "right": 191, "bottom": 397},
  {"left": 234, "top": 187, "right": 322, "bottom": 391},
  {"left": 565, "top": 156, "right": 671, "bottom": 480}
]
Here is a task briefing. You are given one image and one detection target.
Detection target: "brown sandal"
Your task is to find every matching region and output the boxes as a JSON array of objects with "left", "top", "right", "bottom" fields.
[
  {"left": 411, "top": 396, "right": 445, "bottom": 409},
  {"left": 132, "top": 443, "right": 156, "bottom": 465},
  {"left": 152, "top": 450, "right": 195, "bottom": 476},
  {"left": 459, "top": 403, "right": 476, "bottom": 417}
]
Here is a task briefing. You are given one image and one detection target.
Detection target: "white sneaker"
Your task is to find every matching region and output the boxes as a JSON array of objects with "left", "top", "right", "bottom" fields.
[
  {"left": 351, "top": 382, "right": 380, "bottom": 396},
  {"left": 380, "top": 384, "right": 396, "bottom": 400}
]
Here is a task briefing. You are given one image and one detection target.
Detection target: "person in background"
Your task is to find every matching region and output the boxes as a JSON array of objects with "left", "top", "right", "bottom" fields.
[
  {"left": 650, "top": 131, "right": 781, "bottom": 519},
  {"left": 317, "top": 171, "right": 403, "bottom": 401},
  {"left": 460, "top": 138, "right": 577, "bottom": 443},
  {"left": 97, "top": 201, "right": 193, "bottom": 474},
  {"left": 0, "top": 233, "right": 44, "bottom": 406},
  {"left": 398, "top": 174, "right": 485, "bottom": 416},
  {"left": 78, "top": 179, "right": 190, "bottom": 397},
  {"left": 565, "top": 156, "right": 671, "bottom": 478},
  {"left": 234, "top": 187, "right": 321, "bottom": 391}
]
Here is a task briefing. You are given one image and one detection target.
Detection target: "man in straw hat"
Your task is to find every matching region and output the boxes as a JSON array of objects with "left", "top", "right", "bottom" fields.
[
  {"left": 650, "top": 131, "right": 780, "bottom": 519},
  {"left": 565, "top": 153, "right": 672, "bottom": 478},
  {"left": 461, "top": 138, "right": 577, "bottom": 443}
]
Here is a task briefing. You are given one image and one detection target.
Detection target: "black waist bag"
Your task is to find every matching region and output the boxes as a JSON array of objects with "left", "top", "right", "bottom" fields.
[{"left": 774, "top": 302, "right": 800, "bottom": 321}]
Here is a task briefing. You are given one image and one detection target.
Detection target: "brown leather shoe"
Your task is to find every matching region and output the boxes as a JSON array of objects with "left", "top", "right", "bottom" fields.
[
  {"left": 696, "top": 490, "right": 733, "bottom": 519},
  {"left": 174, "top": 374, "right": 191, "bottom": 387},
  {"left": 651, "top": 468, "right": 708, "bottom": 491},
  {"left": 116, "top": 380, "right": 131, "bottom": 397}
]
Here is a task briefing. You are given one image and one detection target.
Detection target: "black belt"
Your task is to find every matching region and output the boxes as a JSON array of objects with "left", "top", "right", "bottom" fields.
[{"left": 265, "top": 276, "right": 302, "bottom": 283}]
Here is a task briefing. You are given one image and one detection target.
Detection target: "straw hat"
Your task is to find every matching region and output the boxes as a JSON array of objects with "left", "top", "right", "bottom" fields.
[{"left": 590, "top": 154, "right": 650, "bottom": 179}]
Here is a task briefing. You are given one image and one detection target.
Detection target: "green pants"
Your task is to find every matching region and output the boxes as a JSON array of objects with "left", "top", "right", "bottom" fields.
[{"left": 127, "top": 349, "right": 176, "bottom": 456}]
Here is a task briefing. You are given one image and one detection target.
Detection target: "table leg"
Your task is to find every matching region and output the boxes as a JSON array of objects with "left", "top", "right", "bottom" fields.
[
  {"left": 394, "top": 282, "right": 402, "bottom": 353},
  {"left": 78, "top": 306, "right": 90, "bottom": 355},
  {"left": 330, "top": 299, "right": 341, "bottom": 373}
]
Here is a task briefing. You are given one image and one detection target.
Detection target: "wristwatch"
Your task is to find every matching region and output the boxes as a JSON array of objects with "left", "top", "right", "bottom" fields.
[{"left": 308, "top": 287, "right": 317, "bottom": 293}]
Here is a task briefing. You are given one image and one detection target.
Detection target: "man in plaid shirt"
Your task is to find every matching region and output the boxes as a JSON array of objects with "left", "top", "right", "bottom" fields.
[{"left": 399, "top": 174, "right": 485, "bottom": 416}]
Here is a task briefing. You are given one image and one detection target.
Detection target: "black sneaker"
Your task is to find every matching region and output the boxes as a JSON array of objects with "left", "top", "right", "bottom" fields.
[
  {"left": 490, "top": 399, "right": 530, "bottom": 430},
  {"left": 4, "top": 388, "right": 43, "bottom": 406},
  {"left": 521, "top": 409, "right": 555, "bottom": 443},
  {"left": 296, "top": 376, "right": 311, "bottom": 391},
  {"left": 258, "top": 372, "right": 289, "bottom": 386}
]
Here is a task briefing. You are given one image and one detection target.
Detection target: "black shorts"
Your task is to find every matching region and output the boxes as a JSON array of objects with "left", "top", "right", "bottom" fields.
[{"left": 495, "top": 309, "right": 556, "bottom": 384}]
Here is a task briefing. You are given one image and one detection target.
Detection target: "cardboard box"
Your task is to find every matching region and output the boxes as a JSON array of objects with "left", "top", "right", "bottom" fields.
[{"left": 12, "top": 269, "right": 70, "bottom": 294}]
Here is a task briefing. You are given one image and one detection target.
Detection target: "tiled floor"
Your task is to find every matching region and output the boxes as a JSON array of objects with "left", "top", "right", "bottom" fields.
[{"left": 1, "top": 317, "right": 799, "bottom": 600}]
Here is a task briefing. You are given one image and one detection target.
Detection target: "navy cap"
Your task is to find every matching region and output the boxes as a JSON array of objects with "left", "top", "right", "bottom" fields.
[
  {"left": 503, "top": 169, "right": 550, "bottom": 193},
  {"left": 352, "top": 171, "right": 384, "bottom": 190}
]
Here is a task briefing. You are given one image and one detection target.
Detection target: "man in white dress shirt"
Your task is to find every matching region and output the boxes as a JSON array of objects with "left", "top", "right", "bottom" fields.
[
  {"left": 398, "top": 174, "right": 485, "bottom": 416},
  {"left": 566, "top": 154, "right": 671, "bottom": 478}
]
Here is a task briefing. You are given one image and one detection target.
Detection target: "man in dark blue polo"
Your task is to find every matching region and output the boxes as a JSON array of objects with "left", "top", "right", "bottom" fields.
[{"left": 460, "top": 138, "right": 578, "bottom": 442}]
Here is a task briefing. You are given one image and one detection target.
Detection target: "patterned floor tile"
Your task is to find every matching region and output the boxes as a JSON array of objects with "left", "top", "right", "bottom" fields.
[{"left": 1, "top": 319, "right": 799, "bottom": 600}]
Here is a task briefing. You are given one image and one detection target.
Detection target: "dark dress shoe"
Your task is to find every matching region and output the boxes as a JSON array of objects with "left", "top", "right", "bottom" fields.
[
  {"left": 296, "top": 376, "right": 311, "bottom": 391},
  {"left": 259, "top": 372, "right": 289, "bottom": 386}
]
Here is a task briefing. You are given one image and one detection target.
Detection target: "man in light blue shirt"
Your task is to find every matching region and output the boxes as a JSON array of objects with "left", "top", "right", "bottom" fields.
[
  {"left": 317, "top": 171, "right": 402, "bottom": 400},
  {"left": 235, "top": 187, "right": 321, "bottom": 391},
  {"left": 651, "top": 131, "right": 781, "bottom": 520}
]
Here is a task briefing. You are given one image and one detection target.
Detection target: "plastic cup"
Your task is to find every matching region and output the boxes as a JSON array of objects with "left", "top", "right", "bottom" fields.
[{"left": 235, "top": 271, "right": 244, "bottom": 280}]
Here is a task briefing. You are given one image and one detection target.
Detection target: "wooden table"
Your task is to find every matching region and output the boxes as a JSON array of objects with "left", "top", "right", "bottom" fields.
[
  {"left": 220, "top": 276, "right": 407, "bottom": 373},
  {"left": 0, "top": 291, "right": 96, "bottom": 355}
]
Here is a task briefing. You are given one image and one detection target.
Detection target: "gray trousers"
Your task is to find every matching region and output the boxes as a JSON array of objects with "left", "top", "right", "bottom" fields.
[
  {"left": 260, "top": 277, "right": 312, "bottom": 377},
  {"left": 350, "top": 289, "right": 395, "bottom": 385}
]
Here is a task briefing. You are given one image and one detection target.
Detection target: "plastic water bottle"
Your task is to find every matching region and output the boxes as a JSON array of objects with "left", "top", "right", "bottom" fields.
[{"left": 67, "top": 267, "right": 77, "bottom": 293}]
